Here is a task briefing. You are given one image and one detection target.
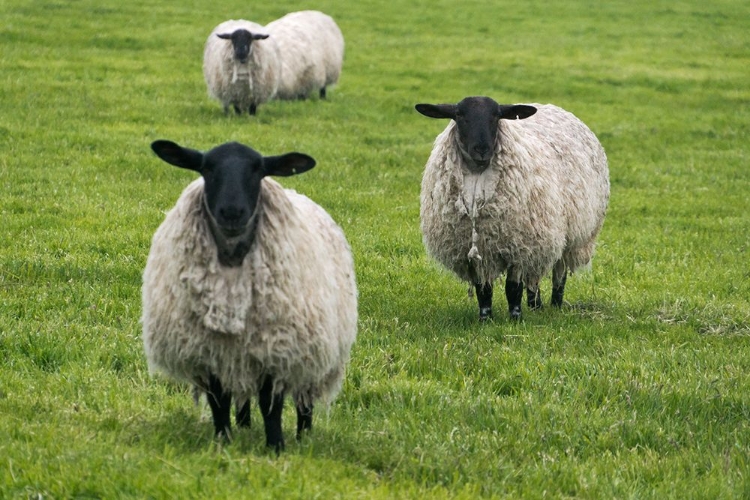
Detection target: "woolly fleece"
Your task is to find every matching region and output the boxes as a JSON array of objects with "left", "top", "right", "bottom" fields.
[
  {"left": 420, "top": 104, "right": 609, "bottom": 286},
  {"left": 266, "top": 11, "right": 344, "bottom": 100},
  {"left": 142, "top": 177, "right": 358, "bottom": 406}
]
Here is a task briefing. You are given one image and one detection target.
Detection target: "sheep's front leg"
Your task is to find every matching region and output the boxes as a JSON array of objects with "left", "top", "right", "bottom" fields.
[
  {"left": 295, "top": 397, "right": 313, "bottom": 441},
  {"left": 249, "top": 103, "right": 257, "bottom": 115},
  {"left": 206, "top": 374, "right": 232, "bottom": 438},
  {"left": 505, "top": 267, "right": 524, "bottom": 320},
  {"left": 474, "top": 282, "right": 493, "bottom": 321},
  {"left": 259, "top": 376, "right": 285, "bottom": 453},
  {"left": 551, "top": 260, "right": 567, "bottom": 307},
  {"left": 469, "top": 262, "right": 492, "bottom": 321}
]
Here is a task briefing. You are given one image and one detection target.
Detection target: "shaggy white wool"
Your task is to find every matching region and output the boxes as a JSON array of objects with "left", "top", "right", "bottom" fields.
[
  {"left": 420, "top": 104, "right": 609, "bottom": 287},
  {"left": 203, "top": 19, "right": 281, "bottom": 112},
  {"left": 142, "top": 177, "right": 358, "bottom": 407},
  {"left": 265, "top": 11, "right": 344, "bottom": 100}
]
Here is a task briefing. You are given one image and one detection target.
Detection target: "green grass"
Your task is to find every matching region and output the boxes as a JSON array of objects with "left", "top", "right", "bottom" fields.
[{"left": 1, "top": 0, "right": 749, "bottom": 497}]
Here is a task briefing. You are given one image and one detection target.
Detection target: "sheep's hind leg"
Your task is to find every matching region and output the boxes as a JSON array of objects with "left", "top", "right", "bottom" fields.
[
  {"left": 295, "top": 394, "right": 313, "bottom": 441},
  {"left": 319, "top": 87, "right": 327, "bottom": 99},
  {"left": 551, "top": 260, "right": 567, "bottom": 307},
  {"left": 233, "top": 104, "right": 242, "bottom": 115},
  {"left": 475, "top": 282, "right": 493, "bottom": 321},
  {"left": 527, "top": 278, "right": 542, "bottom": 310},
  {"left": 259, "top": 376, "right": 285, "bottom": 453},
  {"left": 236, "top": 398, "right": 250, "bottom": 428},
  {"left": 505, "top": 267, "right": 524, "bottom": 320},
  {"left": 206, "top": 374, "right": 232, "bottom": 439},
  {"left": 249, "top": 103, "right": 257, "bottom": 115}
]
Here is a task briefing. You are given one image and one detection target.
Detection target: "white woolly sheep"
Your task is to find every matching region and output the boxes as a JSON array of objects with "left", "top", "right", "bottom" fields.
[
  {"left": 415, "top": 96, "right": 609, "bottom": 321},
  {"left": 203, "top": 19, "right": 281, "bottom": 115},
  {"left": 265, "top": 10, "right": 344, "bottom": 100},
  {"left": 142, "top": 140, "right": 358, "bottom": 451}
]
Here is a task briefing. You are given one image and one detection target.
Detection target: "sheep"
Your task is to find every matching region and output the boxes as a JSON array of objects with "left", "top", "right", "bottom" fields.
[
  {"left": 203, "top": 19, "right": 281, "bottom": 115},
  {"left": 142, "top": 139, "right": 358, "bottom": 452},
  {"left": 265, "top": 10, "right": 344, "bottom": 100},
  {"left": 415, "top": 96, "right": 609, "bottom": 321}
]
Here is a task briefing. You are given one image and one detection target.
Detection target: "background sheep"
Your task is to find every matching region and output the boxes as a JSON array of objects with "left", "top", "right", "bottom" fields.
[
  {"left": 415, "top": 96, "right": 609, "bottom": 321},
  {"left": 266, "top": 10, "right": 344, "bottom": 100},
  {"left": 142, "top": 140, "right": 358, "bottom": 451},
  {"left": 203, "top": 19, "right": 281, "bottom": 115}
]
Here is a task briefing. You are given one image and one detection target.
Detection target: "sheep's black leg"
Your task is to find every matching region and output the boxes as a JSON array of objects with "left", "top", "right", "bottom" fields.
[
  {"left": 233, "top": 104, "right": 242, "bottom": 115},
  {"left": 319, "top": 87, "right": 327, "bottom": 99},
  {"left": 296, "top": 399, "right": 313, "bottom": 441},
  {"left": 223, "top": 105, "right": 230, "bottom": 115},
  {"left": 206, "top": 374, "right": 232, "bottom": 438},
  {"left": 249, "top": 103, "right": 257, "bottom": 115},
  {"left": 527, "top": 286, "right": 542, "bottom": 310},
  {"left": 475, "top": 282, "right": 493, "bottom": 321},
  {"left": 505, "top": 274, "right": 524, "bottom": 320},
  {"left": 551, "top": 260, "right": 567, "bottom": 308},
  {"left": 236, "top": 399, "right": 251, "bottom": 428},
  {"left": 259, "top": 376, "right": 285, "bottom": 453},
  {"left": 527, "top": 278, "right": 542, "bottom": 310}
]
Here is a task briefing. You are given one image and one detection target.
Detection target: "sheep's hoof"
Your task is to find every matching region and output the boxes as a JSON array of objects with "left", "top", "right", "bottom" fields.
[
  {"left": 479, "top": 307, "right": 493, "bottom": 322},
  {"left": 509, "top": 306, "right": 522, "bottom": 321},
  {"left": 267, "top": 438, "right": 285, "bottom": 455}
]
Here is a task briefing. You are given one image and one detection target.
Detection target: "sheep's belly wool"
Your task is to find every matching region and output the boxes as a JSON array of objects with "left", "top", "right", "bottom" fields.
[{"left": 142, "top": 178, "right": 357, "bottom": 405}]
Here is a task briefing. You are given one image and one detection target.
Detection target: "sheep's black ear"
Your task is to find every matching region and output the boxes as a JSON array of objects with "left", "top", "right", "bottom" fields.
[
  {"left": 263, "top": 153, "right": 316, "bottom": 177},
  {"left": 498, "top": 105, "right": 537, "bottom": 120},
  {"left": 253, "top": 33, "right": 270, "bottom": 40},
  {"left": 415, "top": 104, "right": 457, "bottom": 119},
  {"left": 151, "top": 140, "right": 204, "bottom": 172},
  {"left": 216, "top": 33, "right": 232, "bottom": 40}
]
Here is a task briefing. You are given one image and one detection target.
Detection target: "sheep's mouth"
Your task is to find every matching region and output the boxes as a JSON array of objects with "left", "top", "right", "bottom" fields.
[
  {"left": 468, "top": 158, "right": 491, "bottom": 172},
  {"left": 219, "top": 226, "right": 247, "bottom": 238}
]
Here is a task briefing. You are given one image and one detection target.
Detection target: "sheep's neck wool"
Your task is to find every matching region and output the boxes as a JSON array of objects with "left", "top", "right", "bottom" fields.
[
  {"left": 231, "top": 62, "right": 251, "bottom": 85},
  {"left": 459, "top": 167, "right": 502, "bottom": 265}
]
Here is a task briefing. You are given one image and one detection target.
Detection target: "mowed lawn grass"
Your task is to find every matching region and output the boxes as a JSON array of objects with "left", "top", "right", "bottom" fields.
[{"left": 1, "top": 0, "right": 749, "bottom": 497}]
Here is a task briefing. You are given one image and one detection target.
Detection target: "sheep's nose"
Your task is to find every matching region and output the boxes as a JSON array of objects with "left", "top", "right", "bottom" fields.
[
  {"left": 219, "top": 205, "right": 246, "bottom": 223},
  {"left": 472, "top": 144, "right": 491, "bottom": 158}
]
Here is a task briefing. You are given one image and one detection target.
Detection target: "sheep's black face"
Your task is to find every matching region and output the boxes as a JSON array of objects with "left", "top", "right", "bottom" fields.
[
  {"left": 151, "top": 140, "right": 316, "bottom": 266},
  {"left": 202, "top": 143, "right": 264, "bottom": 237},
  {"left": 453, "top": 97, "right": 503, "bottom": 171},
  {"left": 415, "top": 97, "right": 538, "bottom": 173},
  {"left": 216, "top": 29, "right": 270, "bottom": 64}
]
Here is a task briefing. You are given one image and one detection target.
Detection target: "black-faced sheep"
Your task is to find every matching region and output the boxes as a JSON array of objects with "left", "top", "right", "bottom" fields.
[
  {"left": 203, "top": 20, "right": 281, "bottom": 115},
  {"left": 142, "top": 140, "right": 358, "bottom": 451},
  {"left": 415, "top": 96, "right": 609, "bottom": 321}
]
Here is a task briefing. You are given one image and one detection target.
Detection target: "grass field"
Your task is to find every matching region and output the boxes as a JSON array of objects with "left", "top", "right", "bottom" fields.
[{"left": 1, "top": 0, "right": 749, "bottom": 497}]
